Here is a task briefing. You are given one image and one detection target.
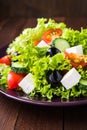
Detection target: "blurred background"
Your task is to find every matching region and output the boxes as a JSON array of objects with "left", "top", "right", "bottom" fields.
[{"left": 0, "top": 0, "right": 87, "bottom": 18}]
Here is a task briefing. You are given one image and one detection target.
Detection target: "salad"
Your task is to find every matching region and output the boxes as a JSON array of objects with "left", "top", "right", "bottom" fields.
[{"left": 0, "top": 18, "right": 87, "bottom": 101}]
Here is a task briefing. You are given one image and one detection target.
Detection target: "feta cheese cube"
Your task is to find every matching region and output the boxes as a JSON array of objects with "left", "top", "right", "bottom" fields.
[
  {"left": 66, "top": 45, "right": 83, "bottom": 55},
  {"left": 61, "top": 68, "right": 81, "bottom": 89},
  {"left": 18, "top": 73, "right": 35, "bottom": 94},
  {"left": 37, "top": 40, "right": 49, "bottom": 47}
]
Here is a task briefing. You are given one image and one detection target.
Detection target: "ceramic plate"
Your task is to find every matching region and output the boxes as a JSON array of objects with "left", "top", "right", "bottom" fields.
[{"left": 0, "top": 45, "right": 87, "bottom": 107}]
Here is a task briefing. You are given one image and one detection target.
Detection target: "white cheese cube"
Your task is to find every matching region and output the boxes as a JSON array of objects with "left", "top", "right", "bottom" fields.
[
  {"left": 18, "top": 73, "right": 35, "bottom": 94},
  {"left": 66, "top": 45, "right": 83, "bottom": 55},
  {"left": 61, "top": 68, "right": 81, "bottom": 89},
  {"left": 37, "top": 40, "right": 49, "bottom": 47}
]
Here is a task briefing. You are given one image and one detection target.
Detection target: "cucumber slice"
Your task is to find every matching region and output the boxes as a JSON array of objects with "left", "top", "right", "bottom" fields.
[
  {"left": 52, "top": 38, "right": 70, "bottom": 52},
  {"left": 79, "top": 79, "right": 87, "bottom": 86},
  {"left": 79, "top": 79, "right": 87, "bottom": 90},
  {"left": 11, "top": 62, "right": 28, "bottom": 74}
]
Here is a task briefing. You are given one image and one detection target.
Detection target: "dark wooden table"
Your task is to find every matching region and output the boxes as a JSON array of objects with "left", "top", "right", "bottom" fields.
[{"left": 0, "top": 17, "right": 87, "bottom": 130}]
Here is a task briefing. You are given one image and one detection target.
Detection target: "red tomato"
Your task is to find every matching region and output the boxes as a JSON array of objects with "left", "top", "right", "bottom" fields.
[
  {"left": 33, "top": 40, "right": 40, "bottom": 46},
  {"left": 64, "top": 52, "right": 87, "bottom": 68},
  {"left": 8, "top": 71, "right": 25, "bottom": 89},
  {"left": 42, "top": 28, "right": 62, "bottom": 44},
  {"left": 0, "top": 55, "right": 11, "bottom": 66}
]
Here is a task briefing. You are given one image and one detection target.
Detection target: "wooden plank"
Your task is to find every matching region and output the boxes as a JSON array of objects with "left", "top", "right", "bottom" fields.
[
  {"left": 0, "top": 94, "right": 21, "bottom": 130},
  {"left": 0, "top": 18, "right": 27, "bottom": 48},
  {"left": 0, "top": 18, "right": 28, "bottom": 130},
  {"left": 0, "top": 0, "right": 87, "bottom": 17},
  {"left": 15, "top": 104, "right": 63, "bottom": 130},
  {"left": 0, "top": 19, "right": 9, "bottom": 31},
  {"left": 0, "top": 0, "right": 67, "bottom": 18},
  {"left": 65, "top": 17, "right": 87, "bottom": 30},
  {"left": 64, "top": 106, "right": 87, "bottom": 130}
]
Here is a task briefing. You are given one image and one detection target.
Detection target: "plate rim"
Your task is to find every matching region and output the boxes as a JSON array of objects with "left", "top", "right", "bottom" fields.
[
  {"left": 1, "top": 45, "right": 87, "bottom": 107},
  {"left": 0, "top": 89, "right": 87, "bottom": 107}
]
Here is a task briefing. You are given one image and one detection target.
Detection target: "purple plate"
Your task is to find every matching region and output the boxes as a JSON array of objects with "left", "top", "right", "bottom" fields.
[{"left": 0, "top": 45, "right": 87, "bottom": 107}]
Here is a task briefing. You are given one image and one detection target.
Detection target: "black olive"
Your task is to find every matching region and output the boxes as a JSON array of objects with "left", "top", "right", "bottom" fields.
[
  {"left": 12, "top": 52, "right": 20, "bottom": 62},
  {"left": 46, "top": 47, "right": 61, "bottom": 57},
  {"left": 47, "top": 70, "right": 62, "bottom": 87}
]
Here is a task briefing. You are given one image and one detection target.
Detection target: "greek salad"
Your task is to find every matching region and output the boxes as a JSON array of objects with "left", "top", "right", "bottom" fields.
[{"left": 0, "top": 18, "right": 87, "bottom": 101}]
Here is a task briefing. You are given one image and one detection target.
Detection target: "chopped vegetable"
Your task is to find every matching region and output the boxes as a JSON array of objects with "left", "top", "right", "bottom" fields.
[
  {"left": 52, "top": 38, "right": 70, "bottom": 52},
  {"left": 0, "top": 18, "right": 87, "bottom": 100},
  {"left": 0, "top": 64, "right": 11, "bottom": 87},
  {"left": 0, "top": 55, "right": 11, "bottom": 66},
  {"left": 42, "top": 28, "right": 62, "bottom": 44},
  {"left": 8, "top": 71, "right": 25, "bottom": 89},
  {"left": 64, "top": 52, "right": 87, "bottom": 68},
  {"left": 79, "top": 79, "right": 87, "bottom": 86}
]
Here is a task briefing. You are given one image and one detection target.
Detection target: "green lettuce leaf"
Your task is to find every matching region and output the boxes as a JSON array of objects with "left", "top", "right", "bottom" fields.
[{"left": 0, "top": 64, "right": 11, "bottom": 88}]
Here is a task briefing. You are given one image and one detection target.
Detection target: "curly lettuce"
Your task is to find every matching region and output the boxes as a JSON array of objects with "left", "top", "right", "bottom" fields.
[
  {"left": 1, "top": 18, "right": 87, "bottom": 101},
  {"left": 62, "top": 28, "right": 87, "bottom": 54},
  {"left": 0, "top": 64, "right": 11, "bottom": 88},
  {"left": 30, "top": 53, "right": 71, "bottom": 100},
  {"left": 6, "top": 18, "right": 66, "bottom": 54}
]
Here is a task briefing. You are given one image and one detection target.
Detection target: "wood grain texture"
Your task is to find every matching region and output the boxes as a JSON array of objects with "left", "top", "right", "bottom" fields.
[
  {"left": 0, "top": 18, "right": 27, "bottom": 48},
  {"left": 0, "top": 94, "right": 21, "bottom": 130},
  {"left": 64, "top": 106, "right": 87, "bottom": 130},
  {"left": 65, "top": 17, "right": 87, "bottom": 30},
  {"left": 15, "top": 105, "right": 63, "bottom": 130},
  {"left": 0, "top": 0, "right": 87, "bottom": 18}
]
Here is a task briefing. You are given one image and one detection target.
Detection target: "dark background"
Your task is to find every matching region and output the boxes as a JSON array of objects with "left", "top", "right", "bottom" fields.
[{"left": 0, "top": 0, "right": 87, "bottom": 18}]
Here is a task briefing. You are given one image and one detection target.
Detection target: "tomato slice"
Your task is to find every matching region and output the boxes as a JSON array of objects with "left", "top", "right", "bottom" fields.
[
  {"left": 0, "top": 55, "right": 11, "bottom": 66},
  {"left": 33, "top": 40, "right": 40, "bottom": 46},
  {"left": 64, "top": 52, "right": 87, "bottom": 68},
  {"left": 42, "top": 28, "right": 62, "bottom": 44},
  {"left": 8, "top": 71, "right": 25, "bottom": 89}
]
